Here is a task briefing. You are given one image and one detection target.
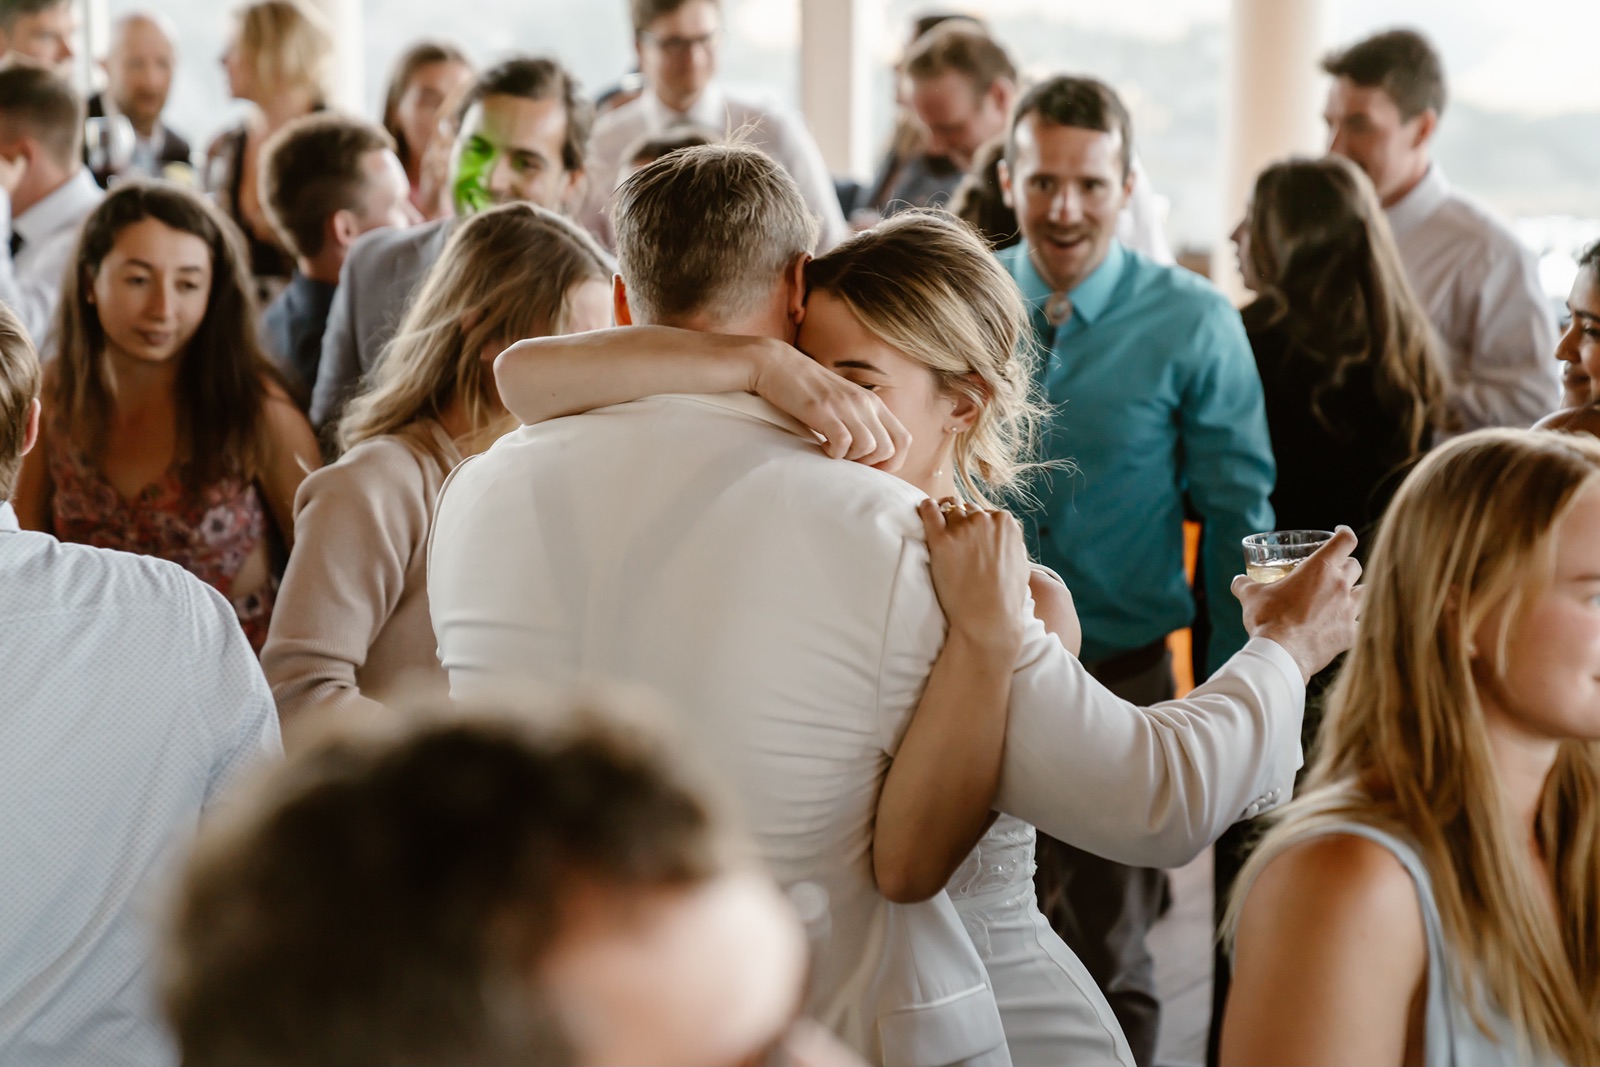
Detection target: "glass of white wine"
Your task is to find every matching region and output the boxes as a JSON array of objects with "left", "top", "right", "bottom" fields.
[{"left": 1242, "top": 530, "right": 1334, "bottom": 584}]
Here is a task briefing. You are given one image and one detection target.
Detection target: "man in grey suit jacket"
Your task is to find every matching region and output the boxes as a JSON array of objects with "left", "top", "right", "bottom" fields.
[{"left": 308, "top": 56, "right": 594, "bottom": 433}]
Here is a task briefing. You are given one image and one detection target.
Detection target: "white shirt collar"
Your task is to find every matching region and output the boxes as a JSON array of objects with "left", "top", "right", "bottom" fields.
[
  {"left": 1384, "top": 163, "right": 1451, "bottom": 238},
  {"left": 0, "top": 500, "right": 17, "bottom": 533},
  {"left": 15, "top": 168, "right": 102, "bottom": 245},
  {"left": 641, "top": 82, "right": 728, "bottom": 134}
]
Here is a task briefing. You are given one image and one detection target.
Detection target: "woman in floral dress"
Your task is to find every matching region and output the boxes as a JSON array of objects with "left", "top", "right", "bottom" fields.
[{"left": 14, "top": 182, "right": 319, "bottom": 651}]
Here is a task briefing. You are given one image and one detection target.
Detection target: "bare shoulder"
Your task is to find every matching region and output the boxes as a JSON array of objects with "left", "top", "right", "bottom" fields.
[
  {"left": 1241, "top": 830, "right": 1427, "bottom": 952},
  {"left": 1026, "top": 566, "right": 1080, "bottom": 653},
  {"left": 261, "top": 381, "right": 312, "bottom": 430},
  {"left": 1028, "top": 567, "right": 1073, "bottom": 609},
  {"left": 259, "top": 381, "right": 321, "bottom": 466},
  {"left": 1225, "top": 829, "right": 1429, "bottom": 1066}
]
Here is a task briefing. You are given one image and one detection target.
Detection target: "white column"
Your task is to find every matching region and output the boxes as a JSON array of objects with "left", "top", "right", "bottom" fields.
[
  {"left": 300, "top": 0, "right": 363, "bottom": 112},
  {"left": 1213, "top": 0, "right": 1331, "bottom": 298},
  {"left": 75, "top": 0, "right": 108, "bottom": 97},
  {"left": 798, "top": 0, "right": 870, "bottom": 179}
]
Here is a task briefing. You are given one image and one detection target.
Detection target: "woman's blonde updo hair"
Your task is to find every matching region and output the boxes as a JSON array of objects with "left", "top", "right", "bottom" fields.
[
  {"left": 337, "top": 203, "right": 612, "bottom": 459},
  {"left": 232, "top": 0, "right": 335, "bottom": 105},
  {"left": 805, "top": 210, "right": 1048, "bottom": 509}
]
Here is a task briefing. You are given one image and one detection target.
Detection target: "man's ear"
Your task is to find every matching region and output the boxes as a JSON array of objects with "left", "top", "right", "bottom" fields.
[
  {"left": 328, "top": 209, "right": 359, "bottom": 252},
  {"left": 990, "top": 77, "right": 1016, "bottom": 117},
  {"left": 786, "top": 253, "right": 810, "bottom": 326},
  {"left": 1122, "top": 160, "right": 1137, "bottom": 201},
  {"left": 1411, "top": 108, "right": 1439, "bottom": 149},
  {"left": 562, "top": 166, "right": 587, "bottom": 211},
  {"left": 19, "top": 396, "right": 39, "bottom": 457},
  {"left": 612, "top": 273, "right": 633, "bottom": 326},
  {"left": 997, "top": 157, "right": 1014, "bottom": 210}
]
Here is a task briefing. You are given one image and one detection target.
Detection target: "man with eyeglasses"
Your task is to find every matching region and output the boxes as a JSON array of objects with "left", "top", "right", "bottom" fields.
[{"left": 580, "top": 0, "right": 847, "bottom": 253}]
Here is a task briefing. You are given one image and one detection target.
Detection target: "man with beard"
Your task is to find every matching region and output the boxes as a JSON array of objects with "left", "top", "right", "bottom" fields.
[{"left": 995, "top": 75, "right": 1275, "bottom": 1067}]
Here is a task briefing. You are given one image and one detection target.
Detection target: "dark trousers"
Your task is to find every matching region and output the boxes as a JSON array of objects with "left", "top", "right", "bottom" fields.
[{"left": 1033, "top": 644, "right": 1176, "bottom": 1067}]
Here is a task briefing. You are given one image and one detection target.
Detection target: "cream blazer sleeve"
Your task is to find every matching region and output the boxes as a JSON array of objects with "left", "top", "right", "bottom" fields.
[{"left": 878, "top": 534, "right": 1305, "bottom": 869}]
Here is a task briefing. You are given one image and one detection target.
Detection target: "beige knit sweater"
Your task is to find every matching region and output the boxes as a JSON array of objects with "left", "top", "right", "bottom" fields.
[{"left": 262, "top": 420, "right": 462, "bottom": 738}]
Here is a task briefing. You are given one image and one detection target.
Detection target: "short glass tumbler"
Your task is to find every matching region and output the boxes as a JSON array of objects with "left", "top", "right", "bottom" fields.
[{"left": 1241, "top": 530, "right": 1334, "bottom": 584}]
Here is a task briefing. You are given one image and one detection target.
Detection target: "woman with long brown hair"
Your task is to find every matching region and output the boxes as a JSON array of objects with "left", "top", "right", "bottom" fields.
[
  {"left": 380, "top": 40, "right": 473, "bottom": 220},
  {"left": 12, "top": 182, "right": 320, "bottom": 650},
  {"left": 1223, "top": 428, "right": 1600, "bottom": 1066},
  {"left": 1212, "top": 156, "right": 1456, "bottom": 1051},
  {"left": 1232, "top": 154, "right": 1450, "bottom": 540},
  {"left": 261, "top": 203, "right": 612, "bottom": 743}
]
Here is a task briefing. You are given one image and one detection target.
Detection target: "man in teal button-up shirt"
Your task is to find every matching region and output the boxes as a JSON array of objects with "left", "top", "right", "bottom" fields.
[
  {"left": 997, "top": 241, "right": 1275, "bottom": 674},
  {"left": 996, "top": 76, "right": 1275, "bottom": 1067}
]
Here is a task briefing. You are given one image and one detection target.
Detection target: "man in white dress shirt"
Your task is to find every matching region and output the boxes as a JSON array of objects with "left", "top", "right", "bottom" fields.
[
  {"left": 0, "top": 62, "right": 102, "bottom": 352},
  {"left": 1323, "top": 28, "right": 1558, "bottom": 430},
  {"left": 0, "top": 306, "right": 282, "bottom": 1067},
  {"left": 580, "top": 0, "right": 846, "bottom": 251},
  {"left": 429, "top": 144, "right": 1360, "bottom": 1066}
]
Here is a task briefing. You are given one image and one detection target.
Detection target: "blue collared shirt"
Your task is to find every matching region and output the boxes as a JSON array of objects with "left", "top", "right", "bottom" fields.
[
  {"left": 0, "top": 502, "right": 281, "bottom": 1066},
  {"left": 999, "top": 241, "right": 1275, "bottom": 674}
]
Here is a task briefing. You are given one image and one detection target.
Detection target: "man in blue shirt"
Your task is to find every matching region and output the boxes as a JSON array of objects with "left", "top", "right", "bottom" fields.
[{"left": 995, "top": 76, "right": 1275, "bottom": 1066}]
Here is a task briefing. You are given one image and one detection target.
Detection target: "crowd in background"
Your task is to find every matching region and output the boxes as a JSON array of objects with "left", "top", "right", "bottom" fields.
[{"left": 1, "top": 0, "right": 1598, "bottom": 1064}]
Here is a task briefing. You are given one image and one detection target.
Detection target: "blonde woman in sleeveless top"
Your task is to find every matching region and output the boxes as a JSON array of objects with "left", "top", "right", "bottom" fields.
[{"left": 1223, "top": 429, "right": 1600, "bottom": 1067}]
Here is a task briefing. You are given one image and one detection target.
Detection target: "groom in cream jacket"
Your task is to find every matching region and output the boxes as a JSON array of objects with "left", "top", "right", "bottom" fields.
[{"left": 427, "top": 145, "right": 1358, "bottom": 1067}]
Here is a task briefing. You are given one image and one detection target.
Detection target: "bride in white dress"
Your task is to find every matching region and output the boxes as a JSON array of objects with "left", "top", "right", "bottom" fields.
[{"left": 495, "top": 210, "right": 1132, "bottom": 1065}]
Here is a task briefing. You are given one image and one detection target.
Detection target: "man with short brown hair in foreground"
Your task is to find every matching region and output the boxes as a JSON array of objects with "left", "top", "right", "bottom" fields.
[{"left": 161, "top": 707, "right": 844, "bottom": 1067}]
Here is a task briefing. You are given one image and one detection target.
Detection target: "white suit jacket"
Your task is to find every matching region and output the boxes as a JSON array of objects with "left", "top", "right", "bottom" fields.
[{"left": 427, "top": 391, "right": 1306, "bottom": 1066}]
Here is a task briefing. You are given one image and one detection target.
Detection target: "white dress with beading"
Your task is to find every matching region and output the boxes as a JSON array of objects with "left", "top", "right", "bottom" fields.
[{"left": 948, "top": 816, "right": 1136, "bottom": 1067}]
